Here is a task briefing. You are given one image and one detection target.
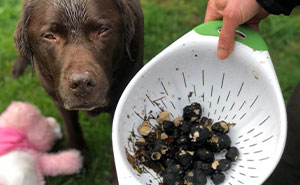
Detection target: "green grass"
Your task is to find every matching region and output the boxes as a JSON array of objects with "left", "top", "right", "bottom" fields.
[
  {"left": 0, "top": 0, "right": 299, "bottom": 184},
  {"left": 260, "top": 10, "right": 300, "bottom": 101}
]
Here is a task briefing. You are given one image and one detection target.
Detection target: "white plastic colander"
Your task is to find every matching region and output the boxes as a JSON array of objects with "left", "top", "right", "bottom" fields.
[{"left": 112, "top": 20, "right": 287, "bottom": 185}]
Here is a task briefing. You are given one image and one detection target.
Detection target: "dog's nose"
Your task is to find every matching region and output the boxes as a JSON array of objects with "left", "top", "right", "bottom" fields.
[{"left": 69, "top": 72, "right": 96, "bottom": 96}]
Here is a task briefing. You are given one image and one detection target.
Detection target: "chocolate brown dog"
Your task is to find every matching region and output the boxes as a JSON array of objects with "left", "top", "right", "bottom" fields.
[{"left": 13, "top": 0, "right": 143, "bottom": 183}]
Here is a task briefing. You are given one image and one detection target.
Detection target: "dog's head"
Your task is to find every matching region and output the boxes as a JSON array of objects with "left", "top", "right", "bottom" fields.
[{"left": 15, "top": 0, "right": 140, "bottom": 111}]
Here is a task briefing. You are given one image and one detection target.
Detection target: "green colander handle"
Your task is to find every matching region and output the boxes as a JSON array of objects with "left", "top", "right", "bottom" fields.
[{"left": 193, "top": 20, "right": 268, "bottom": 51}]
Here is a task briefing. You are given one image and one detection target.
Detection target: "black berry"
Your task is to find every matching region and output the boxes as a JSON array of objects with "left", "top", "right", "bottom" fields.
[
  {"left": 189, "top": 125, "right": 211, "bottom": 144},
  {"left": 164, "top": 164, "right": 185, "bottom": 178},
  {"left": 183, "top": 102, "right": 202, "bottom": 122},
  {"left": 176, "top": 135, "right": 190, "bottom": 146},
  {"left": 163, "top": 120, "right": 176, "bottom": 135},
  {"left": 179, "top": 121, "right": 192, "bottom": 135},
  {"left": 184, "top": 169, "right": 207, "bottom": 185},
  {"left": 226, "top": 147, "right": 239, "bottom": 162},
  {"left": 195, "top": 148, "right": 215, "bottom": 163},
  {"left": 163, "top": 172, "right": 184, "bottom": 185},
  {"left": 211, "top": 172, "right": 226, "bottom": 184},
  {"left": 176, "top": 150, "right": 193, "bottom": 169},
  {"left": 212, "top": 121, "right": 229, "bottom": 134},
  {"left": 208, "top": 134, "right": 231, "bottom": 152},
  {"left": 212, "top": 159, "right": 232, "bottom": 171},
  {"left": 193, "top": 161, "right": 214, "bottom": 175}
]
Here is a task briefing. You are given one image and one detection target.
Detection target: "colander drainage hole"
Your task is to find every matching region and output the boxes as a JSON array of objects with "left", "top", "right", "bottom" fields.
[{"left": 218, "top": 28, "right": 247, "bottom": 39}]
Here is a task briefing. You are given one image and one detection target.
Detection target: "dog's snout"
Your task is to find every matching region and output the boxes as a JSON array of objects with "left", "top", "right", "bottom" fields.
[{"left": 69, "top": 72, "right": 96, "bottom": 96}]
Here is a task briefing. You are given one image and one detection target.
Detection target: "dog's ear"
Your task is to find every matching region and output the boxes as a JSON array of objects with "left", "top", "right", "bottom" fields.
[
  {"left": 14, "top": 1, "right": 35, "bottom": 63},
  {"left": 116, "top": 0, "right": 144, "bottom": 62}
]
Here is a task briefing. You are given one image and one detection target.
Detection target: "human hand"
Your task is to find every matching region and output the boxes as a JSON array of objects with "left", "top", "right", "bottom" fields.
[{"left": 204, "top": 0, "right": 269, "bottom": 60}]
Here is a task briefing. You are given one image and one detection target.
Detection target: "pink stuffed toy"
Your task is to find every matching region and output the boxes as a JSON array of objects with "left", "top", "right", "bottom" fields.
[{"left": 0, "top": 102, "right": 83, "bottom": 185}]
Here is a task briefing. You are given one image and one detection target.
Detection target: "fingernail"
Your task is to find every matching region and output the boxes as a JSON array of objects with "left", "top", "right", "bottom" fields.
[{"left": 217, "top": 48, "right": 229, "bottom": 60}]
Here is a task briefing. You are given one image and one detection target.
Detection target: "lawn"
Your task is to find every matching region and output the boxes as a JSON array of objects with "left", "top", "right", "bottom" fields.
[{"left": 0, "top": 0, "right": 299, "bottom": 184}]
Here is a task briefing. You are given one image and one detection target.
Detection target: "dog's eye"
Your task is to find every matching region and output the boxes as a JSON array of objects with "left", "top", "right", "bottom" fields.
[
  {"left": 98, "top": 26, "right": 111, "bottom": 36},
  {"left": 44, "top": 33, "right": 56, "bottom": 40}
]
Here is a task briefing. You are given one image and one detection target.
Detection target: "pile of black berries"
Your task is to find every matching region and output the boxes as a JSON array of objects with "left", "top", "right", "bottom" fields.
[{"left": 133, "top": 102, "right": 239, "bottom": 185}]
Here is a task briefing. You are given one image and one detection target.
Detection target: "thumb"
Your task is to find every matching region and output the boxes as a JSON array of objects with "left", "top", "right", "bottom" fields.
[{"left": 217, "top": 16, "right": 238, "bottom": 60}]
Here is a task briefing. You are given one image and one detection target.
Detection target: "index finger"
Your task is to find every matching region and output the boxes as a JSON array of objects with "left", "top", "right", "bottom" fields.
[{"left": 217, "top": 15, "right": 239, "bottom": 60}]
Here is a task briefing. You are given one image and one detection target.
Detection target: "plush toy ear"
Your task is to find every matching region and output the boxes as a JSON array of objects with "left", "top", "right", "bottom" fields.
[
  {"left": 14, "top": 1, "right": 35, "bottom": 68},
  {"left": 46, "top": 117, "right": 63, "bottom": 140},
  {"left": 116, "top": 0, "right": 144, "bottom": 62}
]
